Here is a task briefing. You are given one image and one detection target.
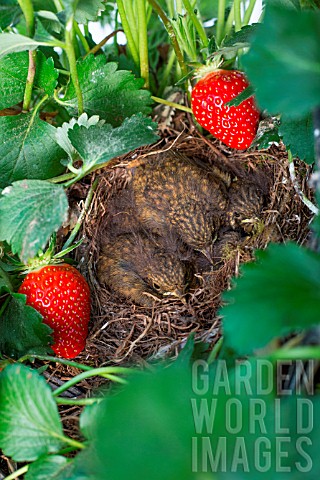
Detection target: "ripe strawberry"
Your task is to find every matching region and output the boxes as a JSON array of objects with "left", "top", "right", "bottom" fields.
[
  {"left": 191, "top": 69, "right": 260, "bottom": 150},
  {"left": 18, "top": 264, "right": 90, "bottom": 359}
]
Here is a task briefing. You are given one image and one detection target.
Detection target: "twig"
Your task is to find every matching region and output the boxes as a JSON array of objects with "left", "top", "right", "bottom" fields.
[
  {"left": 288, "top": 151, "right": 318, "bottom": 215},
  {"left": 84, "top": 29, "right": 124, "bottom": 57},
  {"left": 62, "top": 177, "right": 100, "bottom": 250}
]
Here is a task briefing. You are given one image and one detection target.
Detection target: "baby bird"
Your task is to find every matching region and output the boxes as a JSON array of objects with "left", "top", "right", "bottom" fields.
[
  {"left": 225, "top": 181, "right": 265, "bottom": 234},
  {"left": 132, "top": 150, "right": 228, "bottom": 260},
  {"left": 97, "top": 231, "right": 190, "bottom": 307}
]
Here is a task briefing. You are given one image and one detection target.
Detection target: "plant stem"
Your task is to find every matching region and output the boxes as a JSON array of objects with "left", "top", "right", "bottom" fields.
[
  {"left": 233, "top": 0, "right": 242, "bottom": 31},
  {"left": 74, "top": 21, "right": 90, "bottom": 53},
  {"left": 224, "top": 3, "right": 235, "bottom": 38},
  {"left": 147, "top": 0, "right": 188, "bottom": 78},
  {"left": 151, "top": 95, "right": 192, "bottom": 113},
  {"left": 243, "top": 0, "right": 257, "bottom": 26},
  {"left": 137, "top": 0, "right": 150, "bottom": 87},
  {"left": 18, "top": 354, "right": 94, "bottom": 371},
  {"left": 62, "top": 178, "right": 99, "bottom": 250},
  {"left": 22, "top": 49, "right": 37, "bottom": 111},
  {"left": 18, "top": 0, "right": 36, "bottom": 111},
  {"left": 3, "top": 466, "right": 28, "bottom": 480},
  {"left": 52, "top": 367, "right": 132, "bottom": 396},
  {"left": 158, "top": 48, "right": 176, "bottom": 95},
  {"left": 84, "top": 29, "right": 124, "bottom": 57},
  {"left": 125, "top": 0, "right": 139, "bottom": 51},
  {"left": 270, "top": 346, "right": 320, "bottom": 360},
  {"left": 17, "top": 0, "right": 34, "bottom": 36},
  {"left": 182, "top": 0, "right": 208, "bottom": 47},
  {"left": 183, "top": 0, "right": 208, "bottom": 47},
  {"left": 61, "top": 435, "right": 85, "bottom": 450},
  {"left": 49, "top": 172, "right": 75, "bottom": 183},
  {"left": 216, "top": 0, "right": 226, "bottom": 46},
  {"left": 55, "top": 397, "right": 102, "bottom": 406},
  {"left": 116, "top": 0, "right": 140, "bottom": 68},
  {"left": 30, "top": 94, "right": 48, "bottom": 121},
  {"left": 53, "top": 0, "right": 63, "bottom": 12},
  {"left": 65, "top": 16, "right": 84, "bottom": 115}
]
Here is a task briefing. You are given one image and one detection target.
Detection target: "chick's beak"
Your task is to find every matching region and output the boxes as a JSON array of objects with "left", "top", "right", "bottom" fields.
[{"left": 163, "top": 288, "right": 186, "bottom": 304}]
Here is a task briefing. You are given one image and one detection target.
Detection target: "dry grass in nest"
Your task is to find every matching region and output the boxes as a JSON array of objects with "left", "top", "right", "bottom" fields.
[{"left": 71, "top": 130, "right": 314, "bottom": 368}]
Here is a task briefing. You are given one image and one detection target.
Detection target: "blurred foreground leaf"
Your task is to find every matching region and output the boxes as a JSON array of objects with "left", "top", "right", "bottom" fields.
[
  {"left": 0, "top": 364, "right": 65, "bottom": 461},
  {"left": 221, "top": 243, "right": 320, "bottom": 355},
  {"left": 243, "top": 5, "right": 320, "bottom": 118}
]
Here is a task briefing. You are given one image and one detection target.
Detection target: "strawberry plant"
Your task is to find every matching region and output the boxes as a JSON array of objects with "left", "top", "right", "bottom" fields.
[{"left": 0, "top": 0, "right": 320, "bottom": 479}]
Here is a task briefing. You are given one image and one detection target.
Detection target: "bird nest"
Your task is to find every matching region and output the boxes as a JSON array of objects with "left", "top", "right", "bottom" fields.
[{"left": 72, "top": 131, "right": 313, "bottom": 367}]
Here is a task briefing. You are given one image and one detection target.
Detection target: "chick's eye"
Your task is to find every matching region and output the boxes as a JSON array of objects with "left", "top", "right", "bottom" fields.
[
  {"left": 234, "top": 212, "right": 241, "bottom": 218},
  {"left": 153, "top": 283, "right": 161, "bottom": 291}
]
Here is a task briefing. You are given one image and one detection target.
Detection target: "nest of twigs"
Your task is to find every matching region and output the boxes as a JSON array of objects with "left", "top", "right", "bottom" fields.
[{"left": 68, "top": 127, "right": 313, "bottom": 367}]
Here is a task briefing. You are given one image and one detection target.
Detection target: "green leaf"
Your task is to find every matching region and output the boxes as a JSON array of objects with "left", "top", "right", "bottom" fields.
[
  {"left": 0, "top": 293, "right": 53, "bottom": 358},
  {"left": 33, "top": 0, "right": 57, "bottom": 12},
  {"left": 67, "top": 114, "right": 159, "bottom": 172},
  {"left": 62, "top": 55, "right": 153, "bottom": 126},
  {"left": 88, "top": 363, "right": 196, "bottom": 480},
  {"left": 0, "top": 262, "right": 14, "bottom": 292},
  {"left": 0, "top": 180, "right": 68, "bottom": 262},
  {"left": 279, "top": 114, "right": 314, "bottom": 164},
  {"left": 0, "top": 33, "right": 43, "bottom": 59},
  {"left": 0, "top": 51, "right": 59, "bottom": 109},
  {"left": 74, "top": 0, "right": 105, "bottom": 23},
  {"left": 0, "top": 112, "right": 65, "bottom": 188},
  {"left": 79, "top": 401, "right": 104, "bottom": 440},
  {"left": 0, "top": 0, "right": 22, "bottom": 29},
  {"left": 242, "top": 5, "right": 320, "bottom": 117},
  {"left": 253, "top": 129, "right": 281, "bottom": 150},
  {"left": 55, "top": 113, "right": 105, "bottom": 161},
  {"left": 226, "top": 85, "right": 255, "bottom": 107},
  {"left": 223, "top": 23, "right": 259, "bottom": 47},
  {"left": 36, "top": 10, "right": 62, "bottom": 34},
  {"left": 25, "top": 456, "right": 74, "bottom": 480},
  {"left": 0, "top": 364, "right": 65, "bottom": 461},
  {"left": 221, "top": 243, "right": 320, "bottom": 355}
]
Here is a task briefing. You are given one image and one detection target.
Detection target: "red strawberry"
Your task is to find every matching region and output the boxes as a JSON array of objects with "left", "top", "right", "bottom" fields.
[
  {"left": 18, "top": 264, "right": 90, "bottom": 359},
  {"left": 191, "top": 69, "right": 260, "bottom": 150}
]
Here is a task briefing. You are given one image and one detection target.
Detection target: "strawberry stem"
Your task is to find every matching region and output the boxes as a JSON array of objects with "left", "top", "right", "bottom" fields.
[
  {"left": 3, "top": 465, "right": 29, "bottom": 480},
  {"left": 22, "top": 50, "right": 37, "bottom": 111},
  {"left": 55, "top": 397, "right": 102, "bottom": 406},
  {"left": 137, "top": 0, "right": 150, "bottom": 88},
  {"left": 52, "top": 367, "right": 133, "bottom": 396},
  {"left": 151, "top": 95, "right": 192, "bottom": 113},
  {"left": 116, "top": 0, "right": 140, "bottom": 68},
  {"left": 18, "top": 354, "right": 94, "bottom": 371},
  {"left": 224, "top": 4, "right": 235, "bottom": 38},
  {"left": 233, "top": 0, "right": 242, "bottom": 32},
  {"left": 65, "top": 14, "right": 84, "bottom": 115},
  {"left": 74, "top": 20, "right": 90, "bottom": 53},
  {"left": 182, "top": 0, "right": 208, "bottom": 48},
  {"left": 17, "top": 0, "right": 34, "bottom": 36},
  {"left": 216, "top": 0, "right": 226, "bottom": 46},
  {"left": 147, "top": 0, "right": 188, "bottom": 79},
  {"left": 243, "top": 0, "right": 257, "bottom": 25}
]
